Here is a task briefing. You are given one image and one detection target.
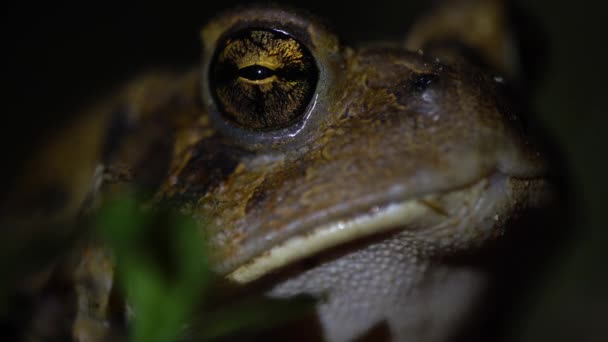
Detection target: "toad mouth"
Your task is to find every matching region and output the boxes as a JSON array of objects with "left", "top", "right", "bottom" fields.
[{"left": 226, "top": 172, "right": 549, "bottom": 283}]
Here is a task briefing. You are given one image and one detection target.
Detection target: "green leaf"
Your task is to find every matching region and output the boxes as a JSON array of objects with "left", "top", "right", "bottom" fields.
[{"left": 97, "top": 195, "right": 210, "bottom": 342}]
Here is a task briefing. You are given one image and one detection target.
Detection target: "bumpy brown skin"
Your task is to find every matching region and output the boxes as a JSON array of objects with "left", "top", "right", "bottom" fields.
[{"left": 5, "top": 1, "right": 553, "bottom": 341}]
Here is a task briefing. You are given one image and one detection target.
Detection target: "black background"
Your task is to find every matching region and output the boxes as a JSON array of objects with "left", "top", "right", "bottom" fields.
[{"left": 2, "top": 1, "right": 607, "bottom": 341}]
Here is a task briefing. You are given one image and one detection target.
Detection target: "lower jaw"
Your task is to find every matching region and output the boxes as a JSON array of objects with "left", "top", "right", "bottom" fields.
[{"left": 264, "top": 227, "right": 491, "bottom": 342}]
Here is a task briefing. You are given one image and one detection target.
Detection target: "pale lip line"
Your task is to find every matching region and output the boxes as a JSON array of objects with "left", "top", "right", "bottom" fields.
[
  {"left": 226, "top": 171, "right": 531, "bottom": 284},
  {"left": 227, "top": 199, "right": 429, "bottom": 283}
]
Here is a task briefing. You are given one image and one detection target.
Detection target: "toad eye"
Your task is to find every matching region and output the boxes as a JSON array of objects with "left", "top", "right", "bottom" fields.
[{"left": 209, "top": 29, "right": 319, "bottom": 131}]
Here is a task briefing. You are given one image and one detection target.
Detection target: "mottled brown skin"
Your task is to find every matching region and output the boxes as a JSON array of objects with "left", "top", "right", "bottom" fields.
[{"left": 4, "top": 1, "right": 554, "bottom": 341}]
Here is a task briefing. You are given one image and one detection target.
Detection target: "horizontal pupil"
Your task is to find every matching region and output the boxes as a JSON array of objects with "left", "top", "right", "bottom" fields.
[{"left": 238, "top": 65, "right": 275, "bottom": 81}]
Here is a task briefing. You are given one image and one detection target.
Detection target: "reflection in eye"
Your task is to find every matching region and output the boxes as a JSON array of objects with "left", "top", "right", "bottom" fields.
[{"left": 209, "top": 29, "right": 318, "bottom": 131}]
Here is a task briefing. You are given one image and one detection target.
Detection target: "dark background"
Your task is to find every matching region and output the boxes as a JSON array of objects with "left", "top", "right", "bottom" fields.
[{"left": 2, "top": 1, "right": 606, "bottom": 341}]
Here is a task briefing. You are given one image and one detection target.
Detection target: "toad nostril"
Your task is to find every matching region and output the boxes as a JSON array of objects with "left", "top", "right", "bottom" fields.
[
  {"left": 411, "top": 73, "right": 439, "bottom": 93},
  {"left": 391, "top": 73, "right": 441, "bottom": 108}
]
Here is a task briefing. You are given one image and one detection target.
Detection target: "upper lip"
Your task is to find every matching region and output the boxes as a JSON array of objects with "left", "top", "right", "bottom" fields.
[{"left": 212, "top": 165, "right": 547, "bottom": 279}]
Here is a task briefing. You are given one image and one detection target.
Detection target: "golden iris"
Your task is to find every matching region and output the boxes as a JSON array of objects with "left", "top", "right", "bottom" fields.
[{"left": 210, "top": 29, "right": 318, "bottom": 131}]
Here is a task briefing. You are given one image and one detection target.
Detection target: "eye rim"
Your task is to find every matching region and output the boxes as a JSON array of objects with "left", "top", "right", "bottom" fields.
[{"left": 200, "top": 8, "right": 341, "bottom": 151}]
